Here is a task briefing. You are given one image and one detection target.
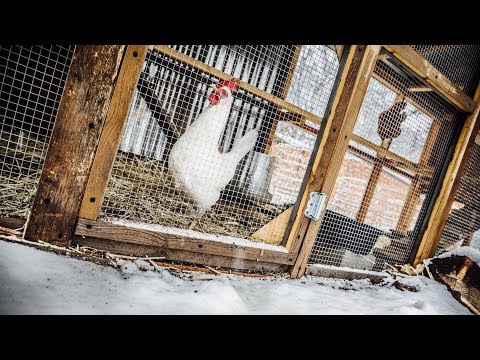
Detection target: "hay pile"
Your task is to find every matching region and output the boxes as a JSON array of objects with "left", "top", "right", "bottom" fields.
[
  {"left": 0, "top": 131, "right": 46, "bottom": 219},
  {"left": 0, "top": 129, "right": 290, "bottom": 240},
  {"left": 101, "top": 151, "right": 289, "bottom": 239}
]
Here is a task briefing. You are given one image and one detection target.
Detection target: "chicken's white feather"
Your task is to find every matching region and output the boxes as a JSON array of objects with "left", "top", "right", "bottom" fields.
[{"left": 169, "top": 86, "right": 258, "bottom": 215}]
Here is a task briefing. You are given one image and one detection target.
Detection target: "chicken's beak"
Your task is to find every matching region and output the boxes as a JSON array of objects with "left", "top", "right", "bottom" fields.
[{"left": 209, "top": 83, "right": 217, "bottom": 90}]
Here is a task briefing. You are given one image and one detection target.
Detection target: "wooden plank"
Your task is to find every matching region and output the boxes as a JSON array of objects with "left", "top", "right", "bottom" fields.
[
  {"left": 395, "top": 178, "right": 422, "bottom": 233},
  {"left": 265, "top": 45, "right": 302, "bottom": 154},
  {"left": 396, "top": 121, "right": 441, "bottom": 233},
  {"left": 72, "top": 235, "right": 287, "bottom": 273},
  {"left": 0, "top": 216, "right": 26, "bottom": 230},
  {"left": 351, "top": 134, "right": 434, "bottom": 176},
  {"left": 75, "top": 218, "right": 294, "bottom": 265},
  {"left": 383, "top": 45, "right": 476, "bottom": 113},
  {"left": 152, "top": 45, "right": 324, "bottom": 126},
  {"left": 24, "top": 46, "right": 125, "bottom": 246},
  {"left": 249, "top": 207, "right": 293, "bottom": 245},
  {"left": 347, "top": 145, "right": 416, "bottom": 180},
  {"left": 334, "top": 46, "right": 344, "bottom": 61},
  {"left": 79, "top": 46, "right": 148, "bottom": 220},
  {"left": 414, "top": 84, "right": 480, "bottom": 265},
  {"left": 282, "top": 46, "right": 302, "bottom": 99},
  {"left": 305, "top": 264, "right": 387, "bottom": 283},
  {"left": 356, "top": 162, "right": 382, "bottom": 223},
  {"left": 372, "top": 70, "right": 437, "bottom": 122},
  {"left": 287, "top": 45, "right": 382, "bottom": 279}
]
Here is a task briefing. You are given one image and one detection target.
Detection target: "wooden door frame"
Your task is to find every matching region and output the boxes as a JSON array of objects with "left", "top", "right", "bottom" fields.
[{"left": 10, "top": 44, "right": 477, "bottom": 277}]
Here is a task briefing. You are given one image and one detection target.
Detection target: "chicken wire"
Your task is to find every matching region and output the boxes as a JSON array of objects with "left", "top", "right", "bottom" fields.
[
  {"left": 309, "top": 50, "right": 466, "bottom": 271},
  {"left": 411, "top": 45, "right": 480, "bottom": 98},
  {"left": 100, "top": 45, "right": 340, "bottom": 244},
  {"left": 437, "top": 141, "right": 480, "bottom": 252},
  {"left": 0, "top": 45, "right": 74, "bottom": 219}
]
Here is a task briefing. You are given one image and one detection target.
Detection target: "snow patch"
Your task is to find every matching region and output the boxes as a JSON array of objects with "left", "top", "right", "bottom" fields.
[
  {"left": 0, "top": 240, "right": 470, "bottom": 315},
  {"left": 107, "top": 218, "right": 288, "bottom": 253},
  {"left": 435, "top": 246, "right": 480, "bottom": 265}
]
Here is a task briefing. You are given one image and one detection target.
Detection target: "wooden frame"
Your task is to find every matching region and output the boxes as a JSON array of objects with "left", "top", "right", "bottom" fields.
[
  {"left": 4, "top": 44, "right": 476, "bottom": 277},
  {"left": 79, "top": 46, "right": 149, "bottom": 220},
  {"left": 24, "top": 45, "right": 126, "bottom": 246},
  {"left": 287, "top": 45, "right": 382, "bottom": 278},
  {"left": 383, "top": 45, "right": 476, "bottom": 113},
  {"left": 413, "top": 83, "right": 480, "bottom": 265},
  {"left": 152, "top": 45, "right": 324, "bottom": 127},
  {"left": 72, "top": 45, "right": 327, "bottom": 272}
]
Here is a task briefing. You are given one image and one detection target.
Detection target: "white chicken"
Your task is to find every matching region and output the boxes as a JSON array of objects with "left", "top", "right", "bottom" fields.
[{"left": 169, "top": 78, "right": 258, "bottom": 219}]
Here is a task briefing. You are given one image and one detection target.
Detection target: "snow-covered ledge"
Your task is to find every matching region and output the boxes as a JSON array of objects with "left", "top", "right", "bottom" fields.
[{"left": 306, "top": 263, "right": 389, "bottom": 283}]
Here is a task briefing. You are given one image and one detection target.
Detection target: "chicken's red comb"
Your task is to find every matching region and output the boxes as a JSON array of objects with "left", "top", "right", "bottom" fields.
[{"left": 217, "top": 78, "right": 240, "bottom": 92}]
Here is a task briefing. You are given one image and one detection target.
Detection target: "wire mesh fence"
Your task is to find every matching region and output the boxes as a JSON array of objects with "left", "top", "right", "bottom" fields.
[
  {"left": 437, "top": 140, "right": 480, "bottom": 252},
  {"left": 309, "top": 49, "right": 467, "bottom": 271},
  {"left": 0, "top": 45, "right": 74, "bottom": 219},
  {"left": 411, "top": 45, "right": 480, "bottom": 98},
  {"left": 100, "top": 45, "right": 340, "bottom": 244}
]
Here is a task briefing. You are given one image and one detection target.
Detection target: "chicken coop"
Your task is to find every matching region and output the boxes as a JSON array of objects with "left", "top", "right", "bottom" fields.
[{"left": 1, "top": 44, "right": 479, "bottom": 278}]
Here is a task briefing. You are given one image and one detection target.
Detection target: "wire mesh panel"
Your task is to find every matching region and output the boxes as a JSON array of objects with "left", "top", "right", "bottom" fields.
[
  {"left": 411, "top": 45, "right": 480, "bottom": 98},
  {"left": 437, "top": 140, "right": 480, "bottom": 252},
  {"left": 100, "top": 45, "right": 340, "bottom": 244},
  {"left": 309, "top": 49, "right": 467, "bottom": 271},
  {"left": 0, "top": 45, "right": 74, "bottom": 219}
]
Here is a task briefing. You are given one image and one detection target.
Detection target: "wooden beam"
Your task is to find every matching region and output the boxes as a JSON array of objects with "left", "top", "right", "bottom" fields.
[
  {"left": 356, "top": 162, "right": 382, "bottom": 223},
  {"left": 79, "top": 46, "right": 148, "bottom": 220},
  {"left": 75, "top": 218, "right": 294, "bottom": 265},
  {"left": 383, "top": 45, "right": 476, "bottom": 113},
  {"left": 265, "top": 45, "right": 303, "bottom": 154},
  {"left": 414, "top": 83, "right": 480, "bottom": 265},
  {"left": 347, "top": 145, "right": 417, "bottom": 180},
  {"left": 72, "top": 235, "right": 287, "bottom": 273},
  {"left": 152, "top": 45, "right": 324, "bottom": 126},
  {"left": 395, "top": 178, "right": 422, "bottom": 233},
  {"left": 396, "top": 121, "right": 441, "bottom": 233},
  {"left": 334, "top": 46, "right": 344, "bottom": 61},
  {"left": 355, "top": 96, "right": 401, "bottom": 224},
  {"left": 306, "top": 264, "right": 387, "bottom": 282},
  {"left": 24, "top": 46, "right": 125, "bottom": 246},
  {"left": 249, "top": 207, "right": 292, "bottom": 245},
  {"left": 372, "top": 70, "right": 437, "bottom": 122},
  {"left": 287, "top": 45, "right": 382, "bottom": 279},
  {"left": 0, "top": 216, "right": 26, "bottom": 230},
  {"left": 351, "top": 134, "right": 434, "bottom": 177}
]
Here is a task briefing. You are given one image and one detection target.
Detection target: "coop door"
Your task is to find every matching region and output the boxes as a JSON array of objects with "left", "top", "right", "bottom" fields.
[
  {"left": 99, "top": 45, "right": 341, "bottom": 245},
  {"left": 309, "top": 52, "right": 464, "bottom": 271}
]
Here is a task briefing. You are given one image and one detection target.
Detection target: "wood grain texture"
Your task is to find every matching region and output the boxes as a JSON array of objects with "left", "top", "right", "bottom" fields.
[
  {"left": 0, "top": 216, "right": 26, "bottom": 230},
  {"left": 75, "top": 218, "right": 294, "bottom": 265},
  {"left": 72, "top": 235, "right": 287, "bottom": 273},
  {"left": 79, "top": 46, "right": 148, "bottom": 220},
  {"left": 152, "top": 45, "right": 323, "bottom": 126},
  {"left": 249, "top": 207, "right": 292, "bottom": 245},
  {"left": 288, "top": 45, "right": 382, "bottom": 279},
  {"left": 414, "top": 84, "right": 480, "bottom": 265},
  {"left": 24, "top": 46, "right": 125, "bottom": 246},
  {"left": 384, "top": 45, "right": 476, "bottom": 113}
]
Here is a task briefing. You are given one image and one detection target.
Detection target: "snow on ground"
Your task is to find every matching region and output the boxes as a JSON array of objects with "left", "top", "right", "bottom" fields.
[{"left": 0, "top": 240, "right": 471, "bottom": 315}]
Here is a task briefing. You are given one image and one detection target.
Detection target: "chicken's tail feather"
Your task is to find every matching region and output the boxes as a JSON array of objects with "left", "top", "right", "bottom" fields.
[{"left": 225, "top": 130, "right": 258, "bottom": 163}]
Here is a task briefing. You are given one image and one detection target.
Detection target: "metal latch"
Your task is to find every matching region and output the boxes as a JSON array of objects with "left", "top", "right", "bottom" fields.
[{"left": 304, "top": 192, "right": 328, "bottom": 221}]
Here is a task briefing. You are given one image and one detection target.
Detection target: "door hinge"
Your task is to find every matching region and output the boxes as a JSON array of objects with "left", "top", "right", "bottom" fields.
[{"left": 304, "top": 192, "right": 328, "bottom": 221}]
